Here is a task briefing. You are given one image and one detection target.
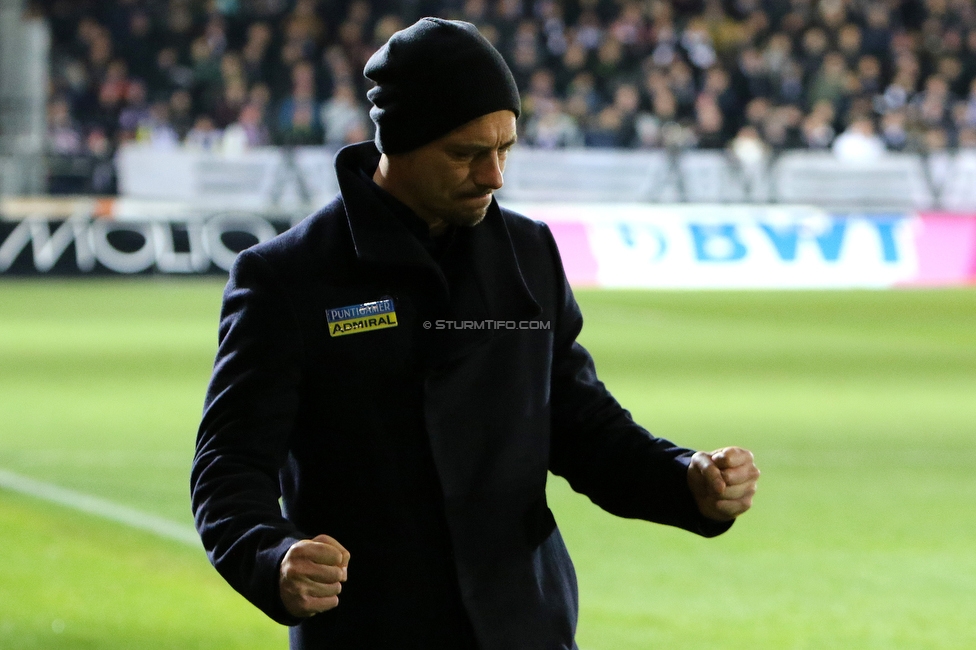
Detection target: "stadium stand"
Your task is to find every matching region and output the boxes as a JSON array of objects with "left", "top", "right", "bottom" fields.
[{"left": 36, "top": 0, "right": 976, "bottom": 195}]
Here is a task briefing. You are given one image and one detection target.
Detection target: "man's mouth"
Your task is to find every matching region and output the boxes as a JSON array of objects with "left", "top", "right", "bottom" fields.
[{"left": 460, "top": 192, "right": 492, "bottom": 202}]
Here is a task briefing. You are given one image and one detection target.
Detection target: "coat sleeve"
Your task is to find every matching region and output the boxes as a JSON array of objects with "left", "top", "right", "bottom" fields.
[
  {"left": 540, "top": 225, "right": 731, "bottom": 538},
  {"left": 190, "top": 249, "right": 307, "bottom": 625}
]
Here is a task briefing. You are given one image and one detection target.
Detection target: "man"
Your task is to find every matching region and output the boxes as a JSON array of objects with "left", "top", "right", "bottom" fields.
[{"left": 191, "top": 18, "right": 759, "bottom": 650}]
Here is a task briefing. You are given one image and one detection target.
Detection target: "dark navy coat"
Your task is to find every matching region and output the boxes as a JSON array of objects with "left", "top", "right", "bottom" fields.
[{"left": 191, "top": 142, "right": 730, "bottom": 649}]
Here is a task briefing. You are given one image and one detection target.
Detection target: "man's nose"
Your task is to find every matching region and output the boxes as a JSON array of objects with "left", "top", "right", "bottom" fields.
[{"left": 473, "top": 151, "right": 505, "bottom": 190}]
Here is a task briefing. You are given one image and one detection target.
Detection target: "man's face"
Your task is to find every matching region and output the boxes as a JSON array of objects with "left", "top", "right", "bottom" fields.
[{"left": 384, "top": 110, "right": 517, "bottom": 232}]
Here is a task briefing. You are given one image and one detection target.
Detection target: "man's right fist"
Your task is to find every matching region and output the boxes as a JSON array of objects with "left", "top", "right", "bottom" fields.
[{"left": 279, "top": 534, "right": 350, "bottom": 617}]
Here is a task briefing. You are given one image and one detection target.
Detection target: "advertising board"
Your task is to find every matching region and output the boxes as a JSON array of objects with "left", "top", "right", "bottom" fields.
[
  {"left": 0, "top": 197, "right": 295, "bottom": 275},
  {"left": 2, "top": 198, "right": 974, "bottom": 287},
  {"left": 509, "top": 204, "right": 976, "bottom": 288}
]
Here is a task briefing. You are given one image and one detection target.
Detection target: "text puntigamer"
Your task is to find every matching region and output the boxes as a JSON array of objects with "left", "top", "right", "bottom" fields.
[{"left": 326, "top": 299, "right": 395, "bottom": 323}]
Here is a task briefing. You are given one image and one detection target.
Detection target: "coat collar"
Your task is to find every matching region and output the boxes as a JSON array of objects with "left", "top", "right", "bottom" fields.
[
  {"left": 334, "top": 141, "right": 438, "bottom": 280},
  {"left": 333, "top": 141, "right": 540, "bottom": 326}
]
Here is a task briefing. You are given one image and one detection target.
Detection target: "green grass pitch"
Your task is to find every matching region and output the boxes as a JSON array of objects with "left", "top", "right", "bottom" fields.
[{"left": 1, "top": 278, "right": 974, "bottom": 649}]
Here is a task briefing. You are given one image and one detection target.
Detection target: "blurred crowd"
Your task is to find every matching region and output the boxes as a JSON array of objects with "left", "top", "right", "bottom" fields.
[{"left": 40, "top": 0, "right": 976, "bottom": 192}]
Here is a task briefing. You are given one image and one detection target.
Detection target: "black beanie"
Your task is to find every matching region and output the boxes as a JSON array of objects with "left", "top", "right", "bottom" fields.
[{"left": 364, "top": 17, "right": 521, "bottom": 154}]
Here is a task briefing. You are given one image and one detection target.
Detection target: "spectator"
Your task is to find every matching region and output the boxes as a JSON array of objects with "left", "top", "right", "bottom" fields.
[
  {"left": 524, "top": 98, "right": 584, "bottom": 148},
  {"left": 694, "top": 95, "right": 725, "bottom": 149},
  {"left": 593, "top": 36, "right": 631, "bottom": 94},
  {"left": 57, "top": 58, "right": 91, "bottom": 107},
  {"left": 336, "top": 19, "right": 374, "bottom": 74},
  {"left": 566, "top": 71, "right": 603, "bottom": 119},
  {"left": 191, "top": 36, "right": 224, "bottom": 113},
  {"left": 609, "top": 1, "right": 646, "bottom": 55},
  {"left": 729, "top": 125, "right": 769, "bottom": 167},
  {"left": 118, "top": 80, "right": 152, "bottom": 140},
  {"left": 135, "top": 101, "right": 180, "bottom": 150},
  {"left": 202, "top": 13, "right": 229, "bottom": 60},
  {"left": 861, "top": 4, "right": 893, "bottom": 59},
  {"left": 163, "top": 1, "right": 195, "bottom": 54},
  {"left": 706, "top": 0, "right": 750, "bottom": 58},
  {"left": 832, "top": 116, "right": 885, "bottom": 163},
  {"left": 277, "top": 102, "right": 322, "bottom": 146},
  {"left": 168, "top": 89, "right": 196, "bottom": 141},
  {"left": 269, "top": 32, "right": 305, "bottom": 97},
  {"left": 798, "top": 27, "right": 829, "bottom": 82},
  {"left": 765, "top": 105, "right": 805, "bottom": 150},
  {"left": 85, "top": 127, "right": 117, "bottom": 194},
  {"left": 733, "top": 46, "right": 772, "bottom": 104},
  {"left": 241, "top": 22, "right": 274, "bottom": 86},
  {"left": 837, "top": 24, "right": 862, "bottom": 69},
  {"left": 818, "top": 0, "right": 847, "bottom": 32},
  {"left": 219, "top": 52, "right": 247, "bottom": 91},
  {"left": 85, "top": 23, "right": 114, "bottom": 85},
  {"left": 807, "top": 52, "right": 850, "bottom": 114},
  {"left": 509, "top": 19, "right": 542, "bottom": 91},
  {"left": 212, "top": 77, "right": 249, "bottom": 128},
  {"left": 762, "top": 32, "right": 793, "bottom": 80},
  {"left": 184, "top": 115, "right": 224, "bottom": 151},
  {"left": 583, "top": 106, "right": 622, "bottom": 147},
  {"left": 961, "top": 79, "right": 976, "bottom": 126},
  {"left": 743, "top": 96, "right": 772, "bottom": 137},
  {"left": 879, "top": 68, "right": 918, "bottom": 114},
  {"left": 150, "top": 47, "right": 194, "bottom": 100},
  {"left": 855, "top": 55, "right": 884, "bottom": 97},
  {"left": 667, "top": 59, "right": 698, "bottom": 118},
  {"left": 46, "top": 96, "right": 86, "bottom": 194},
  {"left": 612, "top": 83, "right": 641, "bottom": 145},
  {"left": 922, "top": 127, "right": 950, "bottom": 154},
  {"left": 802, "top": 101, "right": 836, "bottom": 149},
  {"left": 957, "top": 127, "right": 976, "bottom": 149},
  {"left": 634, "top": 111, "right": 664, "bottom": 148},
  {"left": 372, "top": 15, "right": 405, "bottom": 49},
  {"left": 282, "top": 0, "right": 325, "bottom": 59},
  {"left": 276, "top": 61, "right": 322, "bottom": 144},
  {"left": 87, "top": 78, "right": 123, "bottom": 140},
  {"left": 649, "top": 18, "right": 679, "bottom": 68},
  {"left": 635, "top": 70, "right": 678, "bottom": 148},
  {"left": 34, "top": 0, "right": 976, "bottom": 171},
  {"left": 701, "top": 66, "right": 741, "bottom": 137},
  {"left": 660, "top": 119, "right": 698, "bottom": 150},
  {"left": 574, "top": 10, "right": 603, "bottom": 53},
  {"left": 248, "top": 82, "right": 273, "bottom": 117},
  {"left": 775, "top": 58, "right": 805, "bottom": 107},
  {"left": 320, "top": 83, "right": 370, "bottom": 147},
  {"left": 909, "top": 75, "right": 954, "bottom": 131},
  {"left": 880, "top": 109, "right": 909, "bottom": 151},
  {"left": 47, "top": 98, "right": 84, "bottom": 155},
  {"left": 963, "top": 29, "right": 976, "bottom": 89},
  {"left": 122, "top": 9, "right": 158, "bottom": 82},
  {"left": 323, "top": 45, "right": 355, "bottom": 96},
  {"left": 521, "top": 68, "right": 558, "bottom": 125},
  {"left": 223, "top": 103, "right": 271, "bottom": 155}
]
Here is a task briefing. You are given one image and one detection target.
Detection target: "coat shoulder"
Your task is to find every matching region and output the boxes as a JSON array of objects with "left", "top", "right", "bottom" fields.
[
  {"left": 498, "top": 206, "right": 556, "bottom": 253},
  {"left": 496, "top": 205, "right": 566, "bottom": 302},
  {"left": 242, "top": 196, "right": 349, "bottom": 278}
]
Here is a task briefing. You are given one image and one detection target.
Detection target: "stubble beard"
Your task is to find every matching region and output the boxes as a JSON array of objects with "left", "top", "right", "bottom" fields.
[{"left": 440, "top": 194, "right": 492, "bottom": 229}]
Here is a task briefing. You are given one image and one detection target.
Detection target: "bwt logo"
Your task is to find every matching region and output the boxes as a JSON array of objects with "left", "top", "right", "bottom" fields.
[
  {"left": 0, "top": 214, "right": 288, "bottom": 274},
  {"left": 689, "top": 219, "right": 901, "bottom": 262},
  {"left": 617, "top": 217, "right": 904, "bottom": 263}
]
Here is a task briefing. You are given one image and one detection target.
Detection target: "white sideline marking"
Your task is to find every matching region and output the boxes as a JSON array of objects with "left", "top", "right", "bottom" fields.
[{"left": 0, "top": 468, "right": 200, "bottom": 547}]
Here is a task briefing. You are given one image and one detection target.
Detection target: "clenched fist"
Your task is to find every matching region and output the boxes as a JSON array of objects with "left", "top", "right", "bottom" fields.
[
  {"left": 279, "top": 534, "right": 350, "bottom": 617},
  {"left": 687, "top": 447, "right": 760, "bottom": 522}
]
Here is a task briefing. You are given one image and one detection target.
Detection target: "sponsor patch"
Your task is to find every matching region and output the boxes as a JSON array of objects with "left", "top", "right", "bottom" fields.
[{"left": 326, "top": 298, "right": 398, "bottom": 337}]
